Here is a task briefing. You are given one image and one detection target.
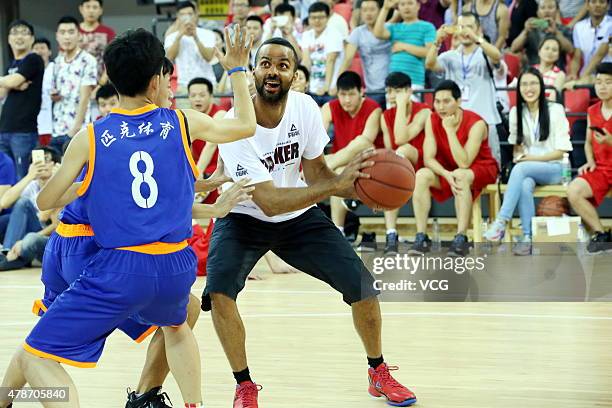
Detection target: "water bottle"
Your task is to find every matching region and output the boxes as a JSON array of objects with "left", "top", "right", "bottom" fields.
[
  {"left": 432, "top": 218, "right": 441, "bottom": 251},
  {"left": 561, "top": 153, "right": 572, "bottom": 186}
]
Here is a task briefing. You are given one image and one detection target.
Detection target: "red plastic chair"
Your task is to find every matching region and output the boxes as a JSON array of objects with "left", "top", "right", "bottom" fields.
[
  {"left": 218, "top": 97, "right": 233, "bottom": 111},
  {"left": 504, "top": 53, "right": 521, "bottom": 82},
  {"left": 563, "top": 88, "right": 590, "bottom": 136},
  {"left": 423, "top": 92, "right": 434, "bottom": 108},
  {"left": 333, "top": 3, "right": 352, "bottom": 23}
]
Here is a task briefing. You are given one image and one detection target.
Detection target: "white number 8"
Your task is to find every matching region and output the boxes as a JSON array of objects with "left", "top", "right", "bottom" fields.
[{"left": 129, "top": 151, "right": 158, "bottom": 208}]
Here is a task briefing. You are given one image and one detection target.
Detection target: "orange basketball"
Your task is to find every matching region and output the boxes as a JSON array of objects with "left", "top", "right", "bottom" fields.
[
  {"left": 355, "top": 149, "right": 415, "bottom": 211},
  {"left": 536, "top": 196, "right": 570, "bottom": 216}
]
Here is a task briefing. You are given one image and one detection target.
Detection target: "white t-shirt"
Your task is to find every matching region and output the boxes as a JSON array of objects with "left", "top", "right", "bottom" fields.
[
  {"left": 300, "top": 27, "right": 344, "bottom": 94},
  {"left": 164, "top": 27, "right": 217, "bottom": 87},
  {"left": 219, "top": 91, "right": 330, "bottom": 223},
  {"left": 37, "top": 62, "right": 54, "bottom": 135}
]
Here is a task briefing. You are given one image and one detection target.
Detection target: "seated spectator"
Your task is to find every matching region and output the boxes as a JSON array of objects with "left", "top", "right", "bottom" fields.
[
  {"left": 95, "top": 84, "right": 119, "bottom": 119},
  {"left": 339, "top": 0, "right": 391, "bottom": 107},
  {"left": 165, "top": 1, "right": 216, "bottom": 92},
  {"left": 78, "top": 0, "right": 115, "bottom": 85},
  {"left": 0, "top": 152, "right": 16, "bottom": 214},
  {"left": 426, "top": 13, "right": 502, "bottom": 164},
  {"left": 32, "top": 38, "right": 54, "bottom": 145},
  {"left": 300, "top": 2, "right": 344, "bottom": 101},
  {"left": 534, "top": 37, "right": 567, "bottom": 101},
  {"left": 0, "top": 147, "right": 60, "bottom": 260},
  {"left": 374, "top": 0, "right": 436, "bottom": 94},
  {"left": 187, "top": 78, "right": 228, "bottom": 177},
  {"left": 50, "top": 16, "right": 97, "bottom": 153},
  {"left": 262, "top": 3, "right": 303, "bottom": 58},
  {"left": 484, "top": 68, "right": 572, "bottom": 254},
  {"left": 246, "top": 15, "right": 265, "bottom": 66},
  {"left": 216, "top": 64, "right": 256, "bottom": 95},
  {"left": 0, "top": 20, "right": 45, "bottom": 181},
  {"left": 569, "top": 0, "right": 611, "bottom": 81},
  {"left": 411, "top": 80, "right": 498, "bottom": 256},
  {"left": 291, "top": 64, "right": 310, "bottom": 93},
  {"left": 321, "top": 72, "right": 383, "bottom": 245},
  {"left": 462, "top": 0, "right": 509, "bottom": 50},
  {"left": 568, "top": 63, "right": 612, "bottom": 254},
  {"left": 380, "top": 72, "right": 431, "bottom": 253},
  {"left": 510, "top": 0, "right": 574, "bottom": 71}
]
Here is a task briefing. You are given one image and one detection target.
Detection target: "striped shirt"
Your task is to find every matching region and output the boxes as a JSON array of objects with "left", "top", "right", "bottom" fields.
[{"left": 388, "top": 20, "right": 436, "bottom": 87}]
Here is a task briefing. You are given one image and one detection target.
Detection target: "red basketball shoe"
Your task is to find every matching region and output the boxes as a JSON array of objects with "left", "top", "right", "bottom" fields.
[
  {"left": 233, "top": 381, "right": 261, "bottom": 408},
  {"left": 368, "top": 363, "right": 417, "bottom": 406}
]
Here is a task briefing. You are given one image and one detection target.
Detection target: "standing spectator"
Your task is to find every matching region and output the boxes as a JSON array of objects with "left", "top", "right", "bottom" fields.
[
  {"left": 211, "top": 29, "right": 226, "bottom": 83},
  {"left": 321, "top": 0, "right": 350, "bottom": 38},
  {"left": 534, "top": 37, "right": 567, "bottom": 101},
  {"left": 300, "top": 2, "right": 344, "bottom": 102},
  {"left": 425, "top": 13, "right": 503, "bottom": 164},
  {"left": 262, "top": 3, "right": 303, "bottom": 56},
  {"left": 165, "top": 1, "right": 216, "bottom": 92},
  {"left": 510, "top": 0, "right": 574, "bottom": 70},
  {"left": 246, "top": 15, "right": 265, "bottom": 67},
  {"left": 339, "top": 0, "right": 392, "bottom": 107},
  {"left": 419, "top": 0, "right": 451, "bottom": 29},
  {"left": 506, "top": 0, "right": 537, "bottom": 47},
  {"left": 291, "top": 64, "right": 310, "bottom": 92},
  {"left": 0, "top": 20, "right": 44, "bottom": 181},
  {"left": 78, "top": 0, "right": 115, "bottom": 84},
  {"left": 569, "top": 0, "right": 611, "bottom": 80},
  {"left": 374, "top": 0, "right": 436, "bottom": 94},
  {"left": 50, "top": 16, "right": 97, "bottom": 154},
  {"left": 462, "top": 0, "right": 509, "bottom": 50},
  {"left": 32, "top": 38, "right": 54, "bottom": 146},
  {"left": 227, "top": 0, "right": 252, "bottom": 28},
  {"left": 484, "top": 68, "right": 572, "bottom": 254},
  {"left": 567, "top": 62, "right": 612, "bottom": 254}
]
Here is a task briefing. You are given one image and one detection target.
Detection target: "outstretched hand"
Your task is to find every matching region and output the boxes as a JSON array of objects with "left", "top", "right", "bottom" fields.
[{"left": 215, "top": 25, "right": 254, "bottom": 71}]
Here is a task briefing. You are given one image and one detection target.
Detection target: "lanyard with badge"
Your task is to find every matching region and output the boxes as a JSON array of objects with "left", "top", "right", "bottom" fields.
[
  {"left": 460, "top": 48, "right": 477, "bottom": 102},
  {"left": 527, "top": 110, "right": 541, "bottom": 147}
]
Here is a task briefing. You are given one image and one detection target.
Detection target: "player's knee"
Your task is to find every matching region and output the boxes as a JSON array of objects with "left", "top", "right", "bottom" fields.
[
  {"left": 186, "top": 294, "right": 201, "bottom": 327},
  {"left": 210, "top": 292, "right": 237, "bottom": 316},
  {"left": 13, "top": 197, "right": 31, "bottom": 211},
  {"left": 567, "top": 180, "right": 587, "bottom": 203},
  {"left": 415, "top": 168, "right": 434, "bottom": 189}
]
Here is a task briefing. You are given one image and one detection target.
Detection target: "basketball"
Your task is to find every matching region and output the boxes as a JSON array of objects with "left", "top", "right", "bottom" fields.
[
  {"left": 355, "top": 149, "right": 415, "bottom": 211},
  {"left": 536, "top": 196, "right": 570, "bottom": 216}
]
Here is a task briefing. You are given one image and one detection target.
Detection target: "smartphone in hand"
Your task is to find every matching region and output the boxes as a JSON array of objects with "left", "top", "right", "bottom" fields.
[{"left": 32, "top": 149, "right": 45, "bottom": 164}]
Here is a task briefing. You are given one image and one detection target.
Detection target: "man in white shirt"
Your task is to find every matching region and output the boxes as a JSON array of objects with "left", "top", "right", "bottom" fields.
[
  {"left": 202, "top": 37, "right": 417, "bottom": 408},
  {"left": 569, "top": 0, "right": 611, "bottom": 80},
  {"left": 164, "top": 1, "right": 216, "bottom": 90}
]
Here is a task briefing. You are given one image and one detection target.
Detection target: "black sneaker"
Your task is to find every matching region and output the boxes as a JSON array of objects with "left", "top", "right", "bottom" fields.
[
  {"left": 357, "top": 232, "right": 377, "bottom": 252},
  {"left": 125, "top": 387, "right": 172, "bottom": 408},
  {"left": 343, "top": 199, "right": 362, "bottom": 211},
  {"left": 447, "top": 234, "right": 470, "bottom": 257},
  {"left": 408, "top": 233, "right": 431, "bottom": 255},
  {"left": 587, "top": 231, "right": 612, "bottom": 254},
  {"left": 384, "top": 231, "right": 399, "bottom": 254}
]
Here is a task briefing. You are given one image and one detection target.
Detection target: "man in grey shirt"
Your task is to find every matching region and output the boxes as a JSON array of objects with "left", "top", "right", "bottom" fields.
[
  {"left": 338, "top": 0, "right": 391, "bottom": 107},
  {"left": 426, "top": 12, "right": 502, "bottom": 164}
]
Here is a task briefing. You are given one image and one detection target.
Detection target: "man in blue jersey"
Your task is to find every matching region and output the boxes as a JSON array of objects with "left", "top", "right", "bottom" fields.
[{"left": 0, "top": 27, "right": 256, "bottom": 408}]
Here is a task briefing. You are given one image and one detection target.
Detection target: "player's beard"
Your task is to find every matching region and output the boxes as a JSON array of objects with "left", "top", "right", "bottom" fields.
[{"left": 256, "top": 77, "right": 290, "bottom": 103}]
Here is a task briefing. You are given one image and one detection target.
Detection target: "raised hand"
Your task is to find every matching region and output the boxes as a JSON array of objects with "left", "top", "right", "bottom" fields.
[{"left": 215, "top": 25, "right": 254, "bottom": 71}]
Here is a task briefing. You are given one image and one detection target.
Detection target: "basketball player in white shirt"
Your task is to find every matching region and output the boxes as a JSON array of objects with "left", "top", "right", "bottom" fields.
[{"left": 202, "top": 37, "right": 417, "bottom": 408}]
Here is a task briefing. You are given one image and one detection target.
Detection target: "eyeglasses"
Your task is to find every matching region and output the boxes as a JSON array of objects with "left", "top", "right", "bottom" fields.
[
  {"left": 9, "top": 29, "right": 32, "bottom": 36},
  {"left": 519, "top": 81, "right": 540, "bottom": 88}
]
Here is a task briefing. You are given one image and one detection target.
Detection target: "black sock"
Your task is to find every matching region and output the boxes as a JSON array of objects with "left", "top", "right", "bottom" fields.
[
  {"left": 368, "top": 355, "right": 384, "bottom": 369},
  {"left": 233, "top": 367, "right": 252, "bottom": 384}
]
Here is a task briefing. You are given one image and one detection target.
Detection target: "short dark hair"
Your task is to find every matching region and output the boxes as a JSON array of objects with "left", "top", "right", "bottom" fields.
[
  {"left": 297, "top": 64, "right": 310, "bottom": 82},
  {"left": 309, "top": 2, "right": 331, "bottom": 16},
  {"left": 103, "top": 29, "right": 165, "bottom": 97},
  {"left": 33, "top": 37, "right": 51, "bottom": 49},
  {"left": 596, "top": 62, "right": 612, "bottom": 76},
  {"left": 80, "top": 0, "right": 103, "bottom": 5},
  {"left": 57, "top": 16, "right": 80, "bottom": 30},
  {"left": 360, "top": 0, "right": 383, "bottom": 7},
  {"left": 246, "top": 15, "right": 264, "bottom": 26},
  {"left": 275, "top": 3, "right": 296, "bottom": 17},
  {"left": 385, "top": 72, "right": 412, "bottom": 88},
  {"left": 255, "top": 37, "right": 299, "bottom": 68},
  {"left": 96, "top": 83, "right": 118, "bottom": 101},
  {"left": 8, "top": 20, "right": 34, "bottom": 36},
  {"left": 176, "top": 1, "right": 196, "bottom": 12},
  {"left": 434, "top": 80, "right": 462, "bottom": 100},
  {"left": 458, "top": 11, "right": 481, "bottom": 28},
  {"left": 162, "top": 57, "right": 174, "bottom": 76},
  {"left": 188, "top": 77, "right": 213, "bottom": 94},
  {"left": 336, "top": 71, "right": 362, "bottom": 91}
]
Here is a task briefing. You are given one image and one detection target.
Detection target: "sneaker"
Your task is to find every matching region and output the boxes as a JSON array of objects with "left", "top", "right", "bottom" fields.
[
  {"left": 512, "top": 235, "right": 532, "bottom": 256},
  {"left": 368, "top": 363, "right": 417, "bottom": 407},
  {"left": 408, "top": 233, "right": 431, "bottom": 255},
  {"left": 447, "top": 234, "right": 470, "bottom": 257},
  {"left": 357, "top": 232, "right": 377, "bottom": 252},
  {"left": 343, "top": 199, "right": 362, "bottom": 211},
  {"left": 125, "top": 387, "right": 172, "bottom": 408},
  {"left": 587, "top": 231, "right": 612, "bottom": 254},
  {"left": 384, "top": 232, "right": 399, "bottom": 254},
  {"left": 483, "top": 219, "right": 506, "bottom": 242},
  {"left": 234, "top": 381, "right": 262, "bottom": 408}
]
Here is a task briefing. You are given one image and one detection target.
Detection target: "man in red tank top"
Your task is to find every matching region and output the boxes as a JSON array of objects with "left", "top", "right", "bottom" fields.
[
  {"left": 568, "top": 63, "right": 612, "bottom": 254},
  {"left": 411, "top": 80, "right": 498, "bottom": 257},
  {"left": 380, "top": 72, "right": 431, "bottom": 254},
  {"left": 321, "top": 71, "right": 383, "bottom": 245}
]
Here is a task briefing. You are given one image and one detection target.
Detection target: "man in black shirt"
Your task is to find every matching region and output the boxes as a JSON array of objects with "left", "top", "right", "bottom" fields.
[{"left": 0, "top": 20, "right": 44, "bottom": 180}]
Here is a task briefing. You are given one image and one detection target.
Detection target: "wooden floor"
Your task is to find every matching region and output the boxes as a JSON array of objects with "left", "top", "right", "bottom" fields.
[{"left": 1, "top": 260, "right": 612, "bottom": 408}]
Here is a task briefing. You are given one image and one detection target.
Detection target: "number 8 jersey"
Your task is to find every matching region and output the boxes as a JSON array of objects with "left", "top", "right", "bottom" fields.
[{"left": 77, "top": 104, "right": 199, "bottom": 249}]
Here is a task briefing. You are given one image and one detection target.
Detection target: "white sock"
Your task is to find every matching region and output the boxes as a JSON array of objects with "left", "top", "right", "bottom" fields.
[{"left": 386, "top": 229, "right": 397, "bottom": 235}]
